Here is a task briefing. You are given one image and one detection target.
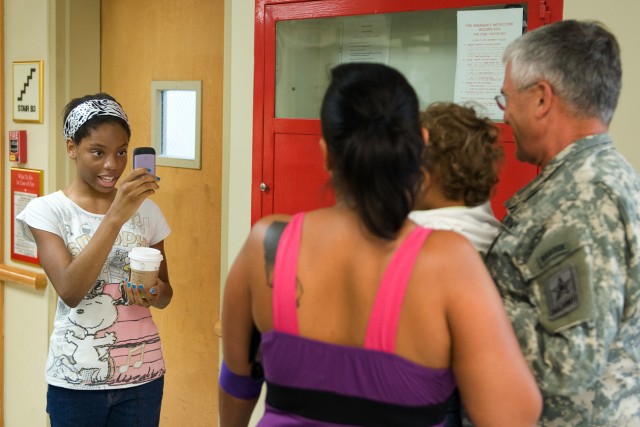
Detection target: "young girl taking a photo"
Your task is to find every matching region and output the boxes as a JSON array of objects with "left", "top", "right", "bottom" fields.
[{"left": 17, "top": 93, "right": 172, "bottom": 427}]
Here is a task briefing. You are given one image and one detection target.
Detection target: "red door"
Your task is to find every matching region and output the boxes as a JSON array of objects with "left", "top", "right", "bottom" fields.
[{"left": 253, "top": 0, "right": 563, "bottom": 224}]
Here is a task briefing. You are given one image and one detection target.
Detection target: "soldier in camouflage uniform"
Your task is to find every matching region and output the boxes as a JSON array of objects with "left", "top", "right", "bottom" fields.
[{"left": 486, "top": 20, "right": 640, "bottom": 426}]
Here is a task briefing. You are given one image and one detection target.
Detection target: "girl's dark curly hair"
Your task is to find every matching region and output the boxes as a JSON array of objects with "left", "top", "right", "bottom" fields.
[{"left": 421, "top": 102, "right": 503, "bottom": 207}]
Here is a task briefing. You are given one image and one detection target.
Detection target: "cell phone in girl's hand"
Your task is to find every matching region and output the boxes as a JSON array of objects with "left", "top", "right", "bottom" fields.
[{"left": 133, "top": 147, "right": 156, "bottom": 176}]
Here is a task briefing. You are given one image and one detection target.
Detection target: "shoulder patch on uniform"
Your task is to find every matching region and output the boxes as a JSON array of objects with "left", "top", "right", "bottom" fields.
[
  {"left": 544, "top": 264, "right": 580, "bottom": 320},
  {"left": 537, "top": 243, "right": 568, "bottom": 268}
]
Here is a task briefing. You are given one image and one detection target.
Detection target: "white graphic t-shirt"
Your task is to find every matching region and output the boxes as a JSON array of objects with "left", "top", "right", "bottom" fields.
[{"left": 16, "top": 190, "right": 171, "bottom": 390}]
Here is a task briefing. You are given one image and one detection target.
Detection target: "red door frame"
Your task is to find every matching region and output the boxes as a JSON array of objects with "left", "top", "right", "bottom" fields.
[{"left": 253, "top": 0, "right": 563, "bottom": 224}]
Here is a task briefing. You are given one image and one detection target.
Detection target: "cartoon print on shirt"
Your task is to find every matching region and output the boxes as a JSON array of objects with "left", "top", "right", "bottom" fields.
[
  {"left": 33, "top": 197, "right": 167, "bottom": 388},
  {"left": 64, "top": 224, "right": 73, "bottom": 238},
  {"left": 63, "top": 280, "right": 119, "bottom": 384},
  {"left": 112, "top": 252, "right": 132, "bottom": 306}
]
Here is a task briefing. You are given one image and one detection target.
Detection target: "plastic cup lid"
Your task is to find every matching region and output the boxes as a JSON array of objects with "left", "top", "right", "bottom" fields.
[{"left": 129, "top": 247, "right": 163, "bottom": 262}]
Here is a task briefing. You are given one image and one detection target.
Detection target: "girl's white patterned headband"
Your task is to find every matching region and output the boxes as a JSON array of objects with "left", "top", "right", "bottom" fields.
[{"left": 63, "top": 99, "right": 130, "bottom": 140}]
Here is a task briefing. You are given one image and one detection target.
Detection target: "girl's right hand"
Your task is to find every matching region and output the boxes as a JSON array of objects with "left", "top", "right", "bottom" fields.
[{"left": 108, "top": 168, "right": 159, "bottom": 223}]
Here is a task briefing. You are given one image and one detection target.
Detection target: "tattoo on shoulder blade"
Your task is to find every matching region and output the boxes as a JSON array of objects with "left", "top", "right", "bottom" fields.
[
  {"left": 264, "top": 221, "right": 287, "bottom": 288},
  {"left": 295, "top": 277, "right": 304, "bottom": 308}
]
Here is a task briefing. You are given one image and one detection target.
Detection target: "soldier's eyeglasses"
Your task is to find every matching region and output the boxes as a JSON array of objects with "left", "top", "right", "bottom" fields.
[{"left": 495, "top": 82, "right": 539, "bottom": 111}]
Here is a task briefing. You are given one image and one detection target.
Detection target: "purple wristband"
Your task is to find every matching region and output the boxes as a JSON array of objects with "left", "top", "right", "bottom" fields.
[{"left": 219, "top": 360, "right": 263, "bottom": 400}]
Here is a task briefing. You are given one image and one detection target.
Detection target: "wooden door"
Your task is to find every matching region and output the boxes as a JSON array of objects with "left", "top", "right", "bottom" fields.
[
  {"left": 102, "top": 1, "right": 223, "bottom": 425},
  {"left": 253, "top": 0, "right": 564, "bottom": 222}
]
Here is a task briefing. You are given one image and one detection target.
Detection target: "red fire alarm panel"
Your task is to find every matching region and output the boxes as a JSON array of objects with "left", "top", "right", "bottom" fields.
[{"left": 9, "top": 130, "right": 27, "bottom": 163}]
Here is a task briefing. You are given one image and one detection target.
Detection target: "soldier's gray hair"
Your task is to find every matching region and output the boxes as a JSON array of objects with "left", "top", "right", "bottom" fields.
[{"left": 503, "top": 20, "right": 621, "bottom": 125}]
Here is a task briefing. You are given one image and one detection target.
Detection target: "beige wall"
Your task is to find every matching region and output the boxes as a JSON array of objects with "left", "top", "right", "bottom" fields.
[
  {"left": 4, "top": 0, "right": 102, "bottom": 423},
  {"left": 4, "top": 0, "right": 640, "bottom": 425},
  {"left": 4, "top": 1, "right": 55, "bottom": 425},
  {"left": 564, "top": 0, "right": 640, "bottom": 168}
]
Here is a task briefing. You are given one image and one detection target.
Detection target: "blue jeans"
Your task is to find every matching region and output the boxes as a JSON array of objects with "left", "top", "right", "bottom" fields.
[{"left": 47, "top": 377, "right": 164, "bottom": 427}]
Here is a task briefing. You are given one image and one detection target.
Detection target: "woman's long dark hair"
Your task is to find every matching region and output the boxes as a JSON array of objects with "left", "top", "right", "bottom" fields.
[{"left": 321, "top": 63, "right": 424, "bottom": 240}]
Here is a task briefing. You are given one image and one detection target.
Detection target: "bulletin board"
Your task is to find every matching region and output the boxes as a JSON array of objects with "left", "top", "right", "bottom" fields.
[{"left": 11, "top": 168, "right": 43, "bottom": 264}]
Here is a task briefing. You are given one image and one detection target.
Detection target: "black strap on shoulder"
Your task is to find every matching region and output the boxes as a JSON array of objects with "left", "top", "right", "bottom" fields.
[
  {"left": 264, "top": 220, "right": 287, "bottom": 266},
  {"left": 248, "top": 220, "right": 288, "bottom": 381}
]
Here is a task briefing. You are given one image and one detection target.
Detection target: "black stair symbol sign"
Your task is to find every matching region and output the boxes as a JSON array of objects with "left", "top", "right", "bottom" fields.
[{"left": 17, "top": 67, "right": 37, "bottom": 102}]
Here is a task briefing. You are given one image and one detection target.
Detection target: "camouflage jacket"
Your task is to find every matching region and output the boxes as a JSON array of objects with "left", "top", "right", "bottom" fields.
[{"left": 485, "top": 134, "right": 640, "bottom": 426}]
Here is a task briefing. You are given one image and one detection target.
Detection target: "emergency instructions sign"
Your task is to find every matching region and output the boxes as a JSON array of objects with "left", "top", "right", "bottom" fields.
[
  {"left": 12, "top": 60, "right": 44, "bottom": 123},
  {"left": 11, "top": 167, "right": 43, "bottom": 264}
]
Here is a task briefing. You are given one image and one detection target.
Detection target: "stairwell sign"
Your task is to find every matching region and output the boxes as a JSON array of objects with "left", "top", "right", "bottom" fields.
[{"left": 12, "top": 60, "right": 44, "bottom": 123}]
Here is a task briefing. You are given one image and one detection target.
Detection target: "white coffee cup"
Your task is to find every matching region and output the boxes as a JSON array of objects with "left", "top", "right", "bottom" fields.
[{"left": 129, "top": 247, "right": 163, "bottom": 288}]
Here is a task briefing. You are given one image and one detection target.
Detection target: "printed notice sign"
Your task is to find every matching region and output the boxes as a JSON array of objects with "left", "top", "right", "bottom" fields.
[
  {"left": 454, "top": 9, "right": 523, "bottom": 119},
  {"left": 341, "top": 15, "right": 391, "bottom": 64},
  {"left": 11, "top": 168, "right": 43, "bottom": 264},
  {"left": 13, "top": 60, "right": 44, "bottom": 123}
]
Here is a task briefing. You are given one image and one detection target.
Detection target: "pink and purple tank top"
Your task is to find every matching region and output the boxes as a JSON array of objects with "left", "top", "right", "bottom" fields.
[{"left": 258, "top": 213, "right": 456, "bottom": 426}]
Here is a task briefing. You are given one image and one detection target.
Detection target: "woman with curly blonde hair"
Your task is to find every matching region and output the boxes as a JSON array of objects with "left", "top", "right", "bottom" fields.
[
  {"left": 410, "top": 102, "right": 504, "bottom": 256},
  {"left": 410, "top": 102, "right": 505, "bottom": 426}
]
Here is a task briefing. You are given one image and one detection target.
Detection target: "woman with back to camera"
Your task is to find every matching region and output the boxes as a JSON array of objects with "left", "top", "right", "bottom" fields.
[{"left": 219, "top": 63, "right": 541, "bottom": 426}]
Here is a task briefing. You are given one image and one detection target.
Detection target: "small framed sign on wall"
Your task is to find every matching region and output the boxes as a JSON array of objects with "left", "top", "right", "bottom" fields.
[
  {"left": 11, "top": 167, "right": 43, "bottom": 265},
  {"left": 12, "top": 60, "right": 44, "bottom": 123}
]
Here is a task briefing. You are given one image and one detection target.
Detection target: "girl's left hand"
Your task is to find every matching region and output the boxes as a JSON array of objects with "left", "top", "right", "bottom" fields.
[{"left": 124, "top": 277, "right": 167, "bottom": 308}]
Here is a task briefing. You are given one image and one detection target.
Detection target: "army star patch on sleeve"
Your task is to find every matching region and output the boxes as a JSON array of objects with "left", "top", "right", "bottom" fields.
[{"left": 544, "top": 265, "right": 580, "bottom": 320}]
